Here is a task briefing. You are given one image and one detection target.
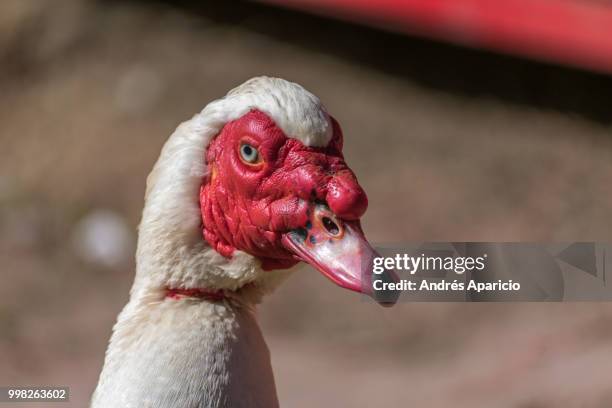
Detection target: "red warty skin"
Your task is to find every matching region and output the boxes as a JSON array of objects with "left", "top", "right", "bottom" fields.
[{"left": 199, "top": 109, "right": 368, "bottom": 270}]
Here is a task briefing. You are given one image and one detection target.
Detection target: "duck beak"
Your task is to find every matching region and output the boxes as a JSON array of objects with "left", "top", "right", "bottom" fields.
[{"left": 281, "top": 203, "right": 399, "bottom": 306}]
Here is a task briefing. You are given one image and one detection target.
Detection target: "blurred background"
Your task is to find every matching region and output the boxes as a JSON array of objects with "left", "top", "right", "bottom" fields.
[{"left": 2, "top": 0, "right": 612, "bottom": 407}]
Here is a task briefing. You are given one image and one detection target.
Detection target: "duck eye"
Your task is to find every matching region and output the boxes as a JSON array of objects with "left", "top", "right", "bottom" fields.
[{"left": 239, "top": 143, "right": 260, "bottom": 164}]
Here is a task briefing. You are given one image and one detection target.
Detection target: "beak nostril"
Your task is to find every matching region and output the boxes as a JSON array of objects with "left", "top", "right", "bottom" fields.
[{"left": 321, "top": 216, "right": 340, "bottom": 236}]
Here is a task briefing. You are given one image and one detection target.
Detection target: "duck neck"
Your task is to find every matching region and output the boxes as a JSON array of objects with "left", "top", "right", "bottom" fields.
[{"left": 92, "top": 285, "right": 279, "bottom": 408}]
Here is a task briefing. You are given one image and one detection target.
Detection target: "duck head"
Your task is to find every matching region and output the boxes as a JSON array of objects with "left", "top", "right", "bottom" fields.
[{"left": 139, "top": 77, "right": 397, "bottom": 305}]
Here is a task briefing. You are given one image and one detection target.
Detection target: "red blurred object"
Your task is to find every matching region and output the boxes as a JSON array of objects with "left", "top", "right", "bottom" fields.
[{"left": 259, "top": 0, "right": 612, "bottom": 74}]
